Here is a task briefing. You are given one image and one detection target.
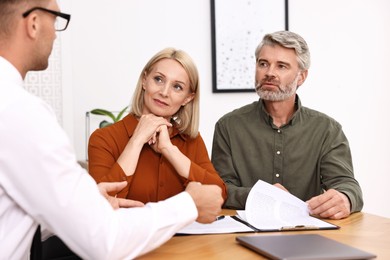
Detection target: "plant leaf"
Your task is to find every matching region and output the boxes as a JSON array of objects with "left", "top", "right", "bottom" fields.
[
  {"left": 90, "top": 109, "right": 116, "bottom": 122},
  {"left": 99, "top": 120, "right": 112, "bottom": 128},
  {"left": 115, "top": 106, "right": 129, "bottom": 122}
]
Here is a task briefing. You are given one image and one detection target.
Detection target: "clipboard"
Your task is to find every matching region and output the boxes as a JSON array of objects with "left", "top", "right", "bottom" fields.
[
  {"left": 177, "top": 180, "right": 339, "bottom": 235},
  {"left": 231, "top": 215, "right": 339, "bottom": 232},
  {"left": 237, "top": 180, "right": 339, "bottom": 232},
  {"left": 176, "top": 214, "right": 338, "bottom": 235}
]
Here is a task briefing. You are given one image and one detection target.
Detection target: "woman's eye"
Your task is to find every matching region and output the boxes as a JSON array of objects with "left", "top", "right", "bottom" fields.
[
  {"left": 154, "top": 76, "right": 163, "bottom": 83},
  {"left": 173, "top": 84, "right": 183, "bottom": 91}
]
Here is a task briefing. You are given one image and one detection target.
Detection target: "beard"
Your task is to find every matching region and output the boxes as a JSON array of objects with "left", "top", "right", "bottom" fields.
[
  {"left": 31, "top": 54, "right": 50, "bottom": 71},
  {"left": 255, "top": 74, "right": 299, "bottom": 101},
  {"left": 33, "top": 47, "right": 52, "bottom": 71},
  {"left": 30, "top": 31, "right": 55, "bottom": 71}
]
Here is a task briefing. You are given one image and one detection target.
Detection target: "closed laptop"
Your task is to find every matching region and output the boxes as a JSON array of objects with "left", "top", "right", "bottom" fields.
[{"left": 236, "top": 234, "right": 376, "bottom": 260}]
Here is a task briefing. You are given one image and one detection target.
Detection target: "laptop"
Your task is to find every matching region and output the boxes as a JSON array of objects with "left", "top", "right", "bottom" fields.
[{"left": 236, "top": 234, "right": 376, "bottom": 260}]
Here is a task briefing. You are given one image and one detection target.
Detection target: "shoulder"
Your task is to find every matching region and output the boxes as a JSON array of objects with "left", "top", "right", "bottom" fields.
[
  {"left": 3, "top": 87, "right": 58, "bottom": 128},
  {"left": 178, "top": 130, "right": 204, "bottom": 144},
  {"left": 217, "top": 101, "right": 259, "bottom": 125},
  {"left": 299, "top": 106, "right": 342, "bottom": 131},
  {"left": 89, "top": 114, "right": 132, "bottom": 144}
]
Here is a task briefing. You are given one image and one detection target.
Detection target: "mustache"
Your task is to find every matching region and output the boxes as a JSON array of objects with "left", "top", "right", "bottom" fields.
[{"left": 255, "top": 78, "right": 281, "bottom": 91}]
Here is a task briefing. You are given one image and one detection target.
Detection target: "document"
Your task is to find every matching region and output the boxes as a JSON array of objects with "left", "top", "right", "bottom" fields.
[{"left": 177, "top": 180, "right": 338, "bottom": 234}]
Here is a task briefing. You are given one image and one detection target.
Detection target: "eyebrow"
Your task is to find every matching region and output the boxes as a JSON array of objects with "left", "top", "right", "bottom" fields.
[
  {"left": 277, "top": 61, "right": 291, "bottom": 67},
  {"left": 154, "top": 71, "right": 187, "bottom": 86},
  {"left": 257, "top": 59, "right": 291, "bottom": 67}
]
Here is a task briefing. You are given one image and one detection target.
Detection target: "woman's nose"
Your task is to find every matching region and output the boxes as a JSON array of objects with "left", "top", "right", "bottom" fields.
[{"left": 160, "top": 83, "right": 169, "bottom": 97}]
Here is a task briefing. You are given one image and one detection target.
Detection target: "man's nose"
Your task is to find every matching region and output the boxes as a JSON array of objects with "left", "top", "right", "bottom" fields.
[{"left": 265, "top": 65, "right": 277, "bottom": 76}]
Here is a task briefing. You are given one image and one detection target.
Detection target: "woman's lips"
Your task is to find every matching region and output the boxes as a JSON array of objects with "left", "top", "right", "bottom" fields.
[{"left": 154, "top": 98, "right": 168, "bottom": 107}]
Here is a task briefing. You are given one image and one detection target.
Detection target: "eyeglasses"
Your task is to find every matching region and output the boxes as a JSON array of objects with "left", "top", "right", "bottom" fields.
[{"left": 22, "top": 7, "right": 71, "bottom": 31}]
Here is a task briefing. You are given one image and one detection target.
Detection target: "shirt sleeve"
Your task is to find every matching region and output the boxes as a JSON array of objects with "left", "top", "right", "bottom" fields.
[
  {"left": 211, "top": 119, "right": 250, "bottom": 209},
  {"left": 186, "top": 134, "right": 228, "bottom": 201},
  {"left": 1, "top": 96, "right": 197, "bottom": 259},
  {"left": 88, "top": 128, "right": 127, "bottom": 182},
  {"left": 88, "top": 128, "right": 131, "bottom": 197},
  {"left": 319, "top": 122, "right": 364, "bottom": 213}
]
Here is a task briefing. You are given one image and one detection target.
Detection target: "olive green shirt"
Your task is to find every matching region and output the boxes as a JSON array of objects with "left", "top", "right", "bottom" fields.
[{"left": 211, "top": 95, "right": 363, "bottom": 212}]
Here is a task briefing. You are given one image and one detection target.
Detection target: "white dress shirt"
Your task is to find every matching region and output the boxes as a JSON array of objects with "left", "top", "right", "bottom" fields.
[{"left": 0, "top": 56, "right": 197, "bottom": 260}]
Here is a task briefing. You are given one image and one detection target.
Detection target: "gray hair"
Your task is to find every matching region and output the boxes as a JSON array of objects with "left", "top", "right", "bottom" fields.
[{"left": 255, "top": 31, "right": 311, "bottom": 70}]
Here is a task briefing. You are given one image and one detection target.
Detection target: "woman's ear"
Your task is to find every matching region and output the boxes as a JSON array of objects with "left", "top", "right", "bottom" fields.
[
  {"left": 182, "top": 93, "right": 195, "bottom": 106},
  {"left": 142, "top": 71, "right": 147, "bottom": 89}
]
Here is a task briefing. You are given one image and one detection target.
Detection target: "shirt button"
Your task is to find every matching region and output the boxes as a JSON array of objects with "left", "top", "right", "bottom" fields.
[
  {"left": 276, "top": 151, "right": 281, "bottom": 155},
  {"left": 277, "top": 129, "right": 281, "bottom": 133},
  {"left": 275, "top": 173, "right": 280, "bottom": 178}
]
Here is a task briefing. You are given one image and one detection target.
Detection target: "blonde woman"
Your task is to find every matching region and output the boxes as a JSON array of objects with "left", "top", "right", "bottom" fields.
[{"left": 89, "top": 48, "right": 227, "bottom": 203}]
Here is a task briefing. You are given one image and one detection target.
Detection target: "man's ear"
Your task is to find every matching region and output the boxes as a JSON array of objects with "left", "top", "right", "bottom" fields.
[
  {"left": 297, "top": 70, "right": 308, "bottom": 87},
  {"left": 25, "top": 13, "right": 39, "bottom": 39}
]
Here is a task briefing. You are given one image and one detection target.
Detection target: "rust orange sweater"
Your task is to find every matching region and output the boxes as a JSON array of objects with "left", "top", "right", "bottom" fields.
[{"left": 88, "top": 114, "right": 227, "bottom": 203}]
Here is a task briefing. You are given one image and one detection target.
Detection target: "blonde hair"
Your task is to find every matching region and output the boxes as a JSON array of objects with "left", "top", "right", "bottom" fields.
[{"left": 130, "top": 48, "right": 200, "bottom": 138}]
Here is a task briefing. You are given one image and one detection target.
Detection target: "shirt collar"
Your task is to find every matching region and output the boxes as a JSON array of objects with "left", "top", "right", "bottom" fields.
[
  {"left": 0, "top": 56, "right": 24, "bottom": 87},
  {"left": 258, "top": 94, "right": 302, "bottom": 127},
  {"left": 123, "top": 114, "right": 187, "bottom": 141}
]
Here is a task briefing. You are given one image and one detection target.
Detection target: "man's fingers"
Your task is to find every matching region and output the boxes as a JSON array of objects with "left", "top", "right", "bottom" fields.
[
  {"left": 118, "top": 198, "right": 144, "bottom": 208},
  {"left": 307, "top": 191, "right": 332, "bottom": 211},
  {"left": 307, "top": 189, "right": 351, "bottom": 219},
  {"left": 100, "top": 181, "right": 128, "bottom": 194}
]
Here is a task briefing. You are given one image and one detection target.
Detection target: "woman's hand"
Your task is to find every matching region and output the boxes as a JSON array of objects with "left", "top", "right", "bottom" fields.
[
  {"left": 132, "top": 114, "right": 172, "bottom": 145},
  {"left": 149, "top": 125, "right": 173, "bottom": 154},
  {"left": 149, "top": 124, "right": 191, "bottom": 179},
  {"left": 117, "top": 114, "right": 171, "bottom": 176}
]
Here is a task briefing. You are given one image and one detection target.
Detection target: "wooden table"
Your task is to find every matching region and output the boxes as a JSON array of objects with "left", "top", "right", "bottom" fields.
[{"left": 138, "top": 210, "right": 390, "bottom": 259}]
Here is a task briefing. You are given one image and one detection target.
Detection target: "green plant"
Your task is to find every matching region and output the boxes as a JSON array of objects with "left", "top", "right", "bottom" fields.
[{"left": 90, "top": 106, "right": 128, "bottom": 128}]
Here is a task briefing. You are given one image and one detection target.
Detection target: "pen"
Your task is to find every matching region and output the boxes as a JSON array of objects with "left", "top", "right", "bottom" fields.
[
  {"left": 280, "top": 225, "right": 319, "bottom": 230},
  {"left": 215, "top": 215, "right": 225, "bottom": 221}
]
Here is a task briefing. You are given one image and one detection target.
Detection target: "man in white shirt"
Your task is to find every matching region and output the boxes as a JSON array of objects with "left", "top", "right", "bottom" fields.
[{"left": 0, "top": 0, "right": 223, "bottom": 259}]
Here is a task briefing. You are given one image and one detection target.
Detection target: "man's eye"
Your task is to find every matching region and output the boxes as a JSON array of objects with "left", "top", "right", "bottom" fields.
[{"left": 258, "top": 61, "right": 268, "bottom": 67}]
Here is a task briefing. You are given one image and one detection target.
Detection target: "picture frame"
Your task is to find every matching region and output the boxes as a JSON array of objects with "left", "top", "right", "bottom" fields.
[{"left": 211, "top": 0, "right": 289, "bottom": 93}]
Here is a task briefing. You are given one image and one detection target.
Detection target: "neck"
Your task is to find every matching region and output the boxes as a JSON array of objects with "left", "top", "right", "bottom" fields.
[
  {"left": 0, "top": 41, "right": 28, "bottom": 79},
  {"left": 263, "top": 96, "right": 296, "bottom": 128}
]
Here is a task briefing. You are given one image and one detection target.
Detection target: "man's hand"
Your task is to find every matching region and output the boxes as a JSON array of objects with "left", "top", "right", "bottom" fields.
[
  {"left": 273, "top": 183, "right": 289, "bottom": 192},
  {"left": 306, "top": 189, "right": 351, "bottom": 219},
  {"left": 98, "top": 181, "right": 144, "bottom": 209},
  {"left": 185, "top": 182, "right": 223, "bottom": 223}
]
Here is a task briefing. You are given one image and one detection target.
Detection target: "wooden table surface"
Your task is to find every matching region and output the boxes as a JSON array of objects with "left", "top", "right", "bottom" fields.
[{"left": 138, "top": 210, "right": 390, "bottom": 259}]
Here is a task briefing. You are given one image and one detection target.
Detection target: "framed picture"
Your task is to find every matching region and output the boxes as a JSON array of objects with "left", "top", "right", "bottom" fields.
[{"left": 211, "top": 0, "right": 289, "bottom": 93}]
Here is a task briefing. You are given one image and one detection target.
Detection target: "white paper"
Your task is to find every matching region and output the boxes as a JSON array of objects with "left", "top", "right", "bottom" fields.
[
  {"left": 177, "top": 215, "right": 253, "bottom": 234},
  {"left": 245, "top": 180, "right": 336, "bottom": 230},
  {"left": 176, "top": 180, "right": 336, "bottom": 235}
]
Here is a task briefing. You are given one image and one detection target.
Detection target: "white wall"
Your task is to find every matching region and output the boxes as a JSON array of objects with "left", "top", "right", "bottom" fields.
[{"left": 62, "top": 0, "right": 390, "bottom": 218}]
